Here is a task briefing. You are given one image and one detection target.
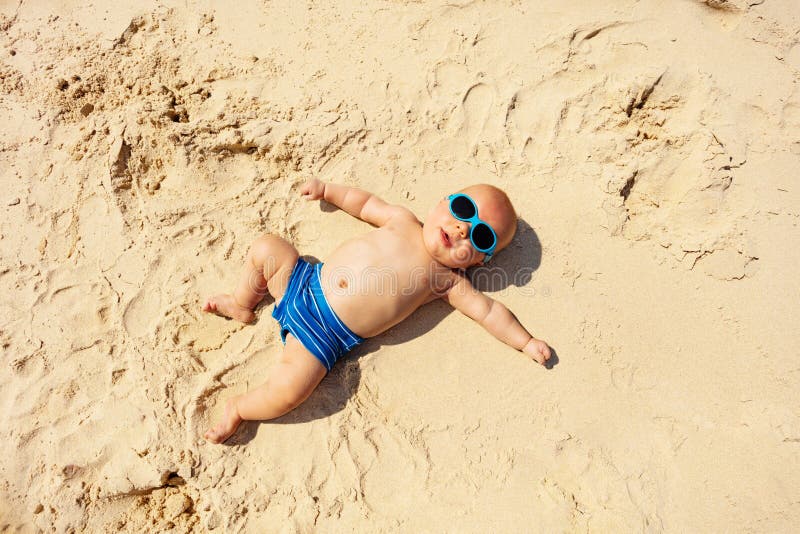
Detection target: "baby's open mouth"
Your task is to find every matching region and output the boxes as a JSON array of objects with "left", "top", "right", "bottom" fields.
[{"left": 440, "top": 228, "right": 451, "bottom": 247}]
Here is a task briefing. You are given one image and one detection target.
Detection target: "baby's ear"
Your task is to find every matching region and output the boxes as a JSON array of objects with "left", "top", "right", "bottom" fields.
[{"left": 495, "top": 220, "right": 518, "bottom": 253}]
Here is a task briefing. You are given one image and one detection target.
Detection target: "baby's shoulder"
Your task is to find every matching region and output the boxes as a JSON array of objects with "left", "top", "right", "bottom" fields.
[
  {"left": 381, "top": 206, "right": 419, "bottom": 229},
  {"left": 387, "top": 205, "right": 418, "bottom": 222}
]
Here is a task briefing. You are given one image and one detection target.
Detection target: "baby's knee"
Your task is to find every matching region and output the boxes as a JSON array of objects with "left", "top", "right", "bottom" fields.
[
  {"left": 250, "top": 233, "right": 284, "bottom": 255},
  {"left": 249, "top": 234, "right": 298, "bottom": 265}
]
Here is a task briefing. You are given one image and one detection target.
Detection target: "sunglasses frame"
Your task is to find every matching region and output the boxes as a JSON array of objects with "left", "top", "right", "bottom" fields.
[{"left": 447, "top": 193, "right": 498, "bottom": 262}]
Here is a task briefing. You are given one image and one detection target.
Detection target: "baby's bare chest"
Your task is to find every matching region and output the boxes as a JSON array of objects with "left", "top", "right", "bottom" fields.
[
  {"left": 320, "top": 228, "right": 452, "bottom": 336},
  {"left": 323, "top": 228, "right": 431, "bottom": 296}
]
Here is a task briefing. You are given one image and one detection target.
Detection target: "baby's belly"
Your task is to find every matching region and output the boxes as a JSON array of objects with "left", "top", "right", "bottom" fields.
[{"left": 319, "top": 263, "right": 429, "bottom": 338}]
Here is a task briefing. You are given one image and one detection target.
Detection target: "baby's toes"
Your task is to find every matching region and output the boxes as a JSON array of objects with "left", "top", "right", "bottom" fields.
[
  {"left": 205, "top": 427, "right": 222, "bottom": 444},
  {"left": 201, "top": 299, "right": 216, "bottom": 313}
]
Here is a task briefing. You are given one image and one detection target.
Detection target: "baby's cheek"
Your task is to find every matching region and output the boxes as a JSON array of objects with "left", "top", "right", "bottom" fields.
[{"left": 449, "top": 245, "right": 474, "bottom": 264}]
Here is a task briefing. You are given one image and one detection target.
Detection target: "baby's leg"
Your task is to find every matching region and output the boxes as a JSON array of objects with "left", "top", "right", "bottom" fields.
[
  {"left": 203, "top": 234, "right": 299, "bottom": 323},
  {"left": 204, "top": 335, "right": 327, "bottom": 443}
]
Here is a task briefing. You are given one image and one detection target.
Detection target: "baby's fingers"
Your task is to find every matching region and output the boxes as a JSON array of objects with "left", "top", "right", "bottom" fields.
[
  {"left": 531, "top": 351, "right": 546, "bottom": 365},
  {"left": 523, "top": 338, "right": 551, "bottom": 365},
  {"left": 540, "top": 343, "right": 552, "bottom": 363},
  {"left": 300, "top": 179, "right": 323, "bottom": 200}
]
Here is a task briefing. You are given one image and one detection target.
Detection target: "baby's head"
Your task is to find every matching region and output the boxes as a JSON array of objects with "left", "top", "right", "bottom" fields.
[{"left": 423, "top": 184, "right": 517, "bottom": 269}]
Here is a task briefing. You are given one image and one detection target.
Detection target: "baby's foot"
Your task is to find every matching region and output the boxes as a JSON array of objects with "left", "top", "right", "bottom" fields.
[
  {"left": 204, "top": 398, "right": 243, "bottom": 444},
  {"left": 202, "top": 294, "right": 255, "bottom": 323}
]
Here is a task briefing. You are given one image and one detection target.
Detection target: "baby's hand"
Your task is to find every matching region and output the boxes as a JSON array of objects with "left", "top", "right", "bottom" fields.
[
  {"left": 300, "top": 178, "right": 326, "bottom": 200},
  {"left": 523, "top": 337, "right": 551, "bottom": 366}
]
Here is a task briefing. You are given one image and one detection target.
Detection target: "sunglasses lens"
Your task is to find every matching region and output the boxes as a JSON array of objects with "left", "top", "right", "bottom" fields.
[
  {"left": 471, "top": 223, "right": 495, "bottom": 250},
  {"left": 450, "top": 195, "right": 476, "bottom": 219}
]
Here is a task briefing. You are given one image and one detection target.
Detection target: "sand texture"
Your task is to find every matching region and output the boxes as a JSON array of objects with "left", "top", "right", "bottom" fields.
[{"left": 1, "top": 0, "right": 799, "bottom": 531}]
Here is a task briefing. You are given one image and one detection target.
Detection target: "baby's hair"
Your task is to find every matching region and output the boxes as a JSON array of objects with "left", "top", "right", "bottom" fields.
[
  {"left": 460, "top": 184, "right": 515, "bottom": 214},
  {"left": 486, "top": 184, "right": 516, "bottom": 219}
]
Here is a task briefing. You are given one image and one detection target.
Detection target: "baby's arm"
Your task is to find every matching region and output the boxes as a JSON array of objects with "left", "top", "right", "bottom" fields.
[
  {"left": 443, "top": 275, "right": 551, "bottom": 365},
  {"left": 300, "top": 178, "right": 411, "bottom": 227}
]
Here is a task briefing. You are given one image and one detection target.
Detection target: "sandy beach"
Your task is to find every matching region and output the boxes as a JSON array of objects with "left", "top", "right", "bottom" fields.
[{"left": 1, "top": 0, "right": 799, "bottom": 531}]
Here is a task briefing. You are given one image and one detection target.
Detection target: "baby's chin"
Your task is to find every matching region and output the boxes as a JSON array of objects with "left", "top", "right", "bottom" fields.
[
  {"left": 430, "top": 247, "right": 478, "bottom": 270},
  {"left": 423, "top": 244, "right": 453, "bottom": 268}
]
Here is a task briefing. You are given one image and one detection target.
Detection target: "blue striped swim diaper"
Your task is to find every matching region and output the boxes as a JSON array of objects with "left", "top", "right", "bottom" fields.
[{"left": 271, "top": 258, "right": 364, "bottom": 371}]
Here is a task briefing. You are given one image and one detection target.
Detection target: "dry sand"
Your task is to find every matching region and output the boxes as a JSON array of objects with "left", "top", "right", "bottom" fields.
[{"left": 1, "top": 0, "right": 799, "bottom": 531}]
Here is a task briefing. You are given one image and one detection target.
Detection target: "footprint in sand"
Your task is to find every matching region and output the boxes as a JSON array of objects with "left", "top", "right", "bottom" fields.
[
  {"left": 459, "top": 83, "right": 493, "bottom": 155},
  {"left": 536, "top": 435, "right": 663, "bottom": 530},
  {"left": 175, "top": 313, "right": 244, "bottom": 352},
  {"left": 168, "top": 221, "right": 220, "bottom": 248},
  {"left": 33, "top": 277, "right": 114, "bottom": 351},
  {"left": 77, "top": 194, "right": 125, "bottom": 269},
  {"left": 505, "top": 78, "right": 575, "bottom": 166},
  {"left": 696, "top": 0, "right": 744, "bottom": 32},
  {"left": 106, "top": 133, "right": 134, "bottom": 203},
  {"left": 123, "top": 267, "right": 242, "bottom": 350},
  {"left": 430, "top": 60, "right": 471, "bottom": 100},
  {"left": 122, "top": 216, "right": 231, "bottom": 344},
  {"left": 122, "top": 265, "right": 162, "bottom": 339}
]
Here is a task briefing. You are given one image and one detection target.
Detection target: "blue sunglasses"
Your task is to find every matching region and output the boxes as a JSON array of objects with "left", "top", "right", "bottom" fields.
[{"left": 447, "top": 193, "right": 498, "bottom": 262}]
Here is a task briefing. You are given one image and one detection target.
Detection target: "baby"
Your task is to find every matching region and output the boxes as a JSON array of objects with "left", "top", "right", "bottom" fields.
[{"left": 202, "top": 179, "right": 551, "bottom": 443}]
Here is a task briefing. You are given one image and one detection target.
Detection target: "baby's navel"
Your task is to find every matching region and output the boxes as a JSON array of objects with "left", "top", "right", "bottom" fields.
[{"left": 338, "top": 278, "right": 348, "bottom": 289}]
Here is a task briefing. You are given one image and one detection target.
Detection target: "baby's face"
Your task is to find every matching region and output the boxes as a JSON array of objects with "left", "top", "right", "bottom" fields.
[{"left": 422, "top": 185, "right": 517, "bottom": 269}]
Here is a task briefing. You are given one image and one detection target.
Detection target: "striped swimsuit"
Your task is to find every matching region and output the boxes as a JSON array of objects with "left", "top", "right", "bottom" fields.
[{"left": 272, "top": 258, "right": 364, "bottom": 371}]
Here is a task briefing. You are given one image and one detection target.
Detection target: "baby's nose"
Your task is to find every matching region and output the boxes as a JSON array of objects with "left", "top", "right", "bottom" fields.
[{"left": 455, "top": 222, "right": 468, "bottom": 238}]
